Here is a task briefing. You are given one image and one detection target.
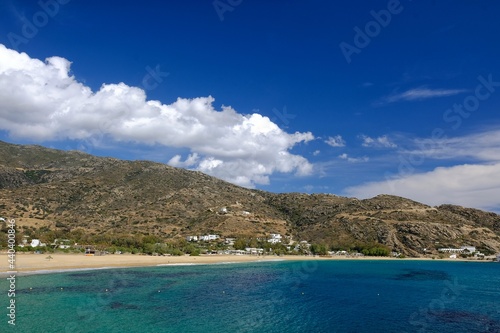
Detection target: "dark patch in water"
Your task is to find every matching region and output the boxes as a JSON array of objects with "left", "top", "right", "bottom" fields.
[
  {"left": 17, "top": 280, "right": 141, "bottom": 295},
  {"left": 109, "top": 302, "right": 139, "bottom": 310},
  {"left": 394, "top": 269, "right": 450, "bottom": 281},
  {"left": 67, "top": 272, "right": 96, "bottom": 278},
  {"left": 66, "top": 268, "right": 202, "bottom": 282},
  {"left": 433, "top": 310, "right": 486, "bottom": 322},
  {"left": 16, "top": 285, "right": 105, "bottom": 294},
  {"left": 430, "top": 310, "right": 500, "bottom": 332}
]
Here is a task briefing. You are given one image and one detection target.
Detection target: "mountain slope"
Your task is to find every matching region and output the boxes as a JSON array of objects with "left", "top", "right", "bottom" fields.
[{"left": 1, "top": 140, "right": 499, "bottom": 256}]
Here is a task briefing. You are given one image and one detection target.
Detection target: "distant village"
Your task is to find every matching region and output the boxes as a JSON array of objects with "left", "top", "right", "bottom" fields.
[
  {"left": 2, "top": 209, "right": 500, "bottom": 261},
  {"left": 12, "top": 231, "right": 500, "bottom": 262}
]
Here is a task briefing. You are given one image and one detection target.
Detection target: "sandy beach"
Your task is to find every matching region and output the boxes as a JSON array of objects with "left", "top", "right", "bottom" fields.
[
  {"left": 1, "top": 252, "right": 493, "bottom": 275},
  {"left": 0, "top": 253, "right": 392, "bottom": 274},
  {"left": 0, "top": 253, "right": 272, "bottom": 274}
]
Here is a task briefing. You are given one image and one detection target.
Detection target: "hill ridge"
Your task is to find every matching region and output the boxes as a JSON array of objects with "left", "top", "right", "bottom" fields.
[{"left": 1, "top": 140, "right": 499, "bottom": 257}]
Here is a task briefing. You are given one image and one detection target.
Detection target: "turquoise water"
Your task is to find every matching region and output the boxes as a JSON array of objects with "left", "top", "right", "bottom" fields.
[{"left": 1, "top": 260, "right": 499, "bottom": 333}]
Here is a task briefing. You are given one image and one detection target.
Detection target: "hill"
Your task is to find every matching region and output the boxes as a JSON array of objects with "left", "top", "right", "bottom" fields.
[{"left": 1, "top": 140, "right": 499, "bottom": 256}]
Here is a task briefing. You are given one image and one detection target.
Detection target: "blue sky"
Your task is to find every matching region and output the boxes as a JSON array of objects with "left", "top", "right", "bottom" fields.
[{"left": 1, "top": 0, "right": 500, "bottom": 212}]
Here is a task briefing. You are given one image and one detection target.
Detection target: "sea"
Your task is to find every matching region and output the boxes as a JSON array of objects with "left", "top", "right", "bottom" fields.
[{"left": 1, "top": 259, "right": 499, "bottom": 333}]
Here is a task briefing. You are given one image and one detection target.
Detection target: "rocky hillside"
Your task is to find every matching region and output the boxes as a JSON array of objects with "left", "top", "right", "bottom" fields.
[{"left": 1, "top": 140, "right": 499, "bottom": 256}]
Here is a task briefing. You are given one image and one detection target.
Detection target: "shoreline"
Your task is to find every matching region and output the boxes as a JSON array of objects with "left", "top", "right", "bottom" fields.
[{"left": 0, "top": 253, "right": 495, "bottom": 276}]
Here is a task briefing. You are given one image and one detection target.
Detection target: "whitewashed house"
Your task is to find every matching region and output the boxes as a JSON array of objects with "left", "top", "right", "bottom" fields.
[
  {"left": 245, "top": 247, "right": 264, "bottom": 255},
  {"left": 438, "top": 246, "right": 477, "bottom": 254},
  {"left": 460, "top": 246, "right": 476, "bottom": 254},
  {"left": 199, "top": 234, "right": 219, "bottom": 241},
  {"left": 268, "top": 233, "right": 282, "bottom": 244},
  {"left": 438, "top": 248, "right": 463, "bottom": 253},
  {"left": 186, "top": 236, "right": 198, "bottom": 242}
]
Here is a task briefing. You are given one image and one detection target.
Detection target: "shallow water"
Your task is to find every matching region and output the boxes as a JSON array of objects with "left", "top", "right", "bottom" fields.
[{"left": 1, "top": 260, "right": 499, "bottom": 333}]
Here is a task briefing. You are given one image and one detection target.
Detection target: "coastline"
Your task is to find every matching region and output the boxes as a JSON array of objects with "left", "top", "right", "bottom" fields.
[{"left": 1, "top": 252, "right": 495, "bottom": 276}]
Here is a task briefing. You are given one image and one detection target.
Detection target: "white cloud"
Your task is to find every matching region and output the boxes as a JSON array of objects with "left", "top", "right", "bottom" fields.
[
  {"left": 0, "top": 44, "right": 314, "bottom": 188},
  {"left": 168, "top": 153, "right": 199, "bottom": 168},
  {"left": 339, "top": 153, "right": 369, "bottom": 163},
  {"left": 344, "top": 129, "right": 500, "bottom": 212},
  {"left": 344, "top": 163, "right": 500, "bottom": 212},
  {"left": 325, "top": 135, "right": 346, "bottom": 147},
  {"left": 360, "top": 135, "right": 397, "bottom": 148},
  {"left": 408, "top": 129, "right": 500, "bottom": 161},
  {"left": 385, "top": 87, "right": 468, "bottom": 103}
]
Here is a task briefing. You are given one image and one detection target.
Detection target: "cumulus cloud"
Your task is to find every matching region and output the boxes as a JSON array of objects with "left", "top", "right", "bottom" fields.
[
  {"left": 384, "top": 87, "right": 468, "bottom": 103},
  {"left": 325, "top": 135, "right": 346, "bottom": 147},
  {"left": 360, "top": 135, "right": 397, "bottom": 148},
  {"left": 168, "top": 153, "right": 200, "bottom": 168},
  {"left": 0, "top": 44, "right": 314, "bottom": 187},
  {"left": 344, "top": 163, "right": 500, "bottom": 212}
]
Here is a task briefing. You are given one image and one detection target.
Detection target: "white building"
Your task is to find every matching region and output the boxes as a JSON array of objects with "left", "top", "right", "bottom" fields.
[
  {"left": 186, "top": 236, "right": 198, "bottom": 242},
  {"left": 461, "top": 246, "right": 476, "bottom": 253},
  {"left": 199, "top": 234, "right": 219, "bottom": 241},
  {"left": 245, "top": 247, "right": 264, "bottom": 255},
  {"left": 294, "top": 241, "right": 311, "bottom": 252},
  {"left": 438, "top": 246, "right": 477, "bottom": 254},
  {"left": 438, "top": 248, "right": 463, "bottom": 253},
  {"left": 268, "top": 233, "right": 282, "bottom": 244},
  {"left": 30, "top": 239, "right": 42, "bottom": 247}
]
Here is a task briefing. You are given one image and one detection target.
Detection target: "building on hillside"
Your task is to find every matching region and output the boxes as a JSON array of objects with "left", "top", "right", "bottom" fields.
[
  {"left": 52, "top": 239, "right": 71, "bottom": 249},
  {"left": 225, "top": 238, "right": 236, "bottom": 246},
  {"left": 438, "top": 248, "right": 462, "bottom": 253},
  {"left": 294, "top": 241, "right": 311, "bottom": 252},
  {"left": 186, "top": 236, "right": 198, "bottom": 242},
  {"left": 438, "top": 246, "right": 477, "bottom": 254},
  {"left": 30, "top": 239, "right": 45, "bottom": 247},
  {"left": 460, "top": 246, "right": 476, "bottom": 253},
  {"left": 199, "top": 234, "right": 219, "bottom": 241},
  {"left": 268, "top": 233, "right": 282, "bottom": 244}
]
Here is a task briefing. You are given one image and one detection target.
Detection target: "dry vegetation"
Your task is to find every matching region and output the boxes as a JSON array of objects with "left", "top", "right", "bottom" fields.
[{"left": 1, "top": 140, "right": 500, "bottom": 256}]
